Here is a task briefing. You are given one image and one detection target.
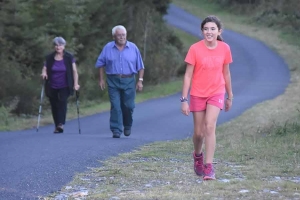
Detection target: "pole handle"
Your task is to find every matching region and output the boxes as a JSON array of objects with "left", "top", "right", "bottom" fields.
[{"left": 76, "top": 90, "right": 79, "bottom": 99}]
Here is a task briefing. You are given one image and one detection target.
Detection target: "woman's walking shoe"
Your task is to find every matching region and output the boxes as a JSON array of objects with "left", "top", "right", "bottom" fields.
[
  {"left": 56, "top": 123, "right": 64, "bottom": 133},
  {"left": 193, "top": 151, "right": 204, "bottom": 176},
  {"left": 53, "top": 128, "right": 60, "bottom": 133},
  {"left": 203, "top": 163, "right": 216, "bottom": 180}
]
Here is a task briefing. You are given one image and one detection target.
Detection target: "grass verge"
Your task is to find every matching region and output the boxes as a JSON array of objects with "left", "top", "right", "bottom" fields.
[
  {"left": 43, "top": 1, "right": 300, "bottom": 199},
  {"left": 0, "top": 78, "right": 183, "bottom": 131}
]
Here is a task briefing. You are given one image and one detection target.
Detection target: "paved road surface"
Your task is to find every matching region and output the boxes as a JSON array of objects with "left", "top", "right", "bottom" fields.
[{"left": 0, "top": 4, "right": 290, "bottom": 200}]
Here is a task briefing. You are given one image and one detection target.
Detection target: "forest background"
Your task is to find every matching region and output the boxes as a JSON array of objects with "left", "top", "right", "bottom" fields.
[{"left": 0, "top": 0, "right": 299, "bottom": 130}]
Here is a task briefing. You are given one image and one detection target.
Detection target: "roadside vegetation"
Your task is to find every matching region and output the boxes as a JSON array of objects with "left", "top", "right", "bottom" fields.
[
  {"left": 0, "top": 0, "right": 188, "bottom": 131},
  {"left": 43, "top": 0, "right": 300, "bottom": 199}
]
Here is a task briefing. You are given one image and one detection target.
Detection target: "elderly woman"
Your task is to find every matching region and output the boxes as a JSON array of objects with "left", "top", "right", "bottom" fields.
[{"left": 41, "top": 37, "right": 80, "bottom": 133}]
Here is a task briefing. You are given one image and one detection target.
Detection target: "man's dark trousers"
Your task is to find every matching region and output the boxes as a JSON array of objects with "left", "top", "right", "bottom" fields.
[{"left": 107, "top": 75, "right": 135, "bottom": 134}]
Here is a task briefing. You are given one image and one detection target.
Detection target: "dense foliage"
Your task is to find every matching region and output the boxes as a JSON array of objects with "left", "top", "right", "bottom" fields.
[
  {"left": 214, "top": 0, "right": 300, "bottom": 34},
  {"left": 0, "top": 0, "right": 184, "bottom": 115}
]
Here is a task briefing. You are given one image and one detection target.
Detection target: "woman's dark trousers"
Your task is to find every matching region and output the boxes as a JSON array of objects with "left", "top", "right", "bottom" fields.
[{"left": 48, "top": 87, "right": 70, "bottom": 127}]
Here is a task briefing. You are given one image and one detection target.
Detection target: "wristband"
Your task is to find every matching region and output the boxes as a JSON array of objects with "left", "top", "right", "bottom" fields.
[
  {"left": 180, "top": 97, "right": 188, "bottom": 102},
  {"left": 138, "top": 78, "right": 143, "bottom": 81},
  {"left": 227, "top": 97, "right": 233, "bottom": 101}
]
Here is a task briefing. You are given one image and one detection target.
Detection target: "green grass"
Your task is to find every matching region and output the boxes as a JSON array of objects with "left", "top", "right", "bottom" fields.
[{"left": 169, "top": 26, "right": 199, "bottom": 52}]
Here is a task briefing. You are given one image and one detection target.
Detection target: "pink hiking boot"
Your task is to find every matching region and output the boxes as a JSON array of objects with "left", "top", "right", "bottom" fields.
[
  {"left": 203, "top": 163, "right": 216, "bottom": 180},
  {"left": 193, "top": 151, "right": 204, "bottom": 176}
]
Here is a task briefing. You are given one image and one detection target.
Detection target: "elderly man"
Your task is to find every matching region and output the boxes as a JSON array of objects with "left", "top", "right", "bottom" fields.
[{"left": 95, "top": 25, "right": 145, "bottom": 138}]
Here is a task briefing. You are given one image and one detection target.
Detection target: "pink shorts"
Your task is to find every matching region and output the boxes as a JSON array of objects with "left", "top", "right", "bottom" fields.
[{"left": 190, "top": 94, "right": 225, "bottom": 111}]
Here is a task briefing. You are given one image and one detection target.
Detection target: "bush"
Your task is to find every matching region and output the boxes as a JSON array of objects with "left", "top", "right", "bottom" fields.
[{"left": 0, "top": 106, "right": 10, "bottom": 128}]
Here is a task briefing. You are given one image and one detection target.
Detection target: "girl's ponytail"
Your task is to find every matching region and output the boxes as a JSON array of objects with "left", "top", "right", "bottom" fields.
[{"left": 217, "top": 35, "right": 223, "bottom": 41}]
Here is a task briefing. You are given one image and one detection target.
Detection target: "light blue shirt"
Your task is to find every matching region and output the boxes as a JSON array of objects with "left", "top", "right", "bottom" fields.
[{"left": 95, "top": 41, "right": 144, "bottom": 75}]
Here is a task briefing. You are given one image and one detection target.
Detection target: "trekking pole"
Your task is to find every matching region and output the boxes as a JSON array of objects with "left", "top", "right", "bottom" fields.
[
  {"left": 76, "top": 90, "right": 81, "bottom": 134},
  {"left": 36, "top": 81, "right": 45, "bottom": 132}
]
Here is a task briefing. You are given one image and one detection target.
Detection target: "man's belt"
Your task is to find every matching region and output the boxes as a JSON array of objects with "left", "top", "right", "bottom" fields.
[{"left": 110, "top": 74, "right": 133, "bottom": 78}]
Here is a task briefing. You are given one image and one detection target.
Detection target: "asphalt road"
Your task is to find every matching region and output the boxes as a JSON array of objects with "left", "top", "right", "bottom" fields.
[{"left": 0, "top": 4, "right": 290, "bottom": 200}]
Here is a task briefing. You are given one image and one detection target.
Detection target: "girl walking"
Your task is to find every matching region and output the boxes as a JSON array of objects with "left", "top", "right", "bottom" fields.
[{"left": 181, "top": 15, "right": 233, "bottom": 180}]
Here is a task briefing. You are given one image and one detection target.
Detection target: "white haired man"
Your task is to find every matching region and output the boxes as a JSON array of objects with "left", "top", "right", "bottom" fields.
[{"left": 95, "top": 25, "right": 145, "bottom": 138}]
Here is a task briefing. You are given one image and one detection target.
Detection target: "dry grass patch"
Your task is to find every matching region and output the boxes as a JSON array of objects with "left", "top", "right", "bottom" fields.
[{"left": 46, "top": 137, "right": 299, "bottom": 199}]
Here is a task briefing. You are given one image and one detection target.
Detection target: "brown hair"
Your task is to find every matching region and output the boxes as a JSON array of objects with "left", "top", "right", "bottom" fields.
[{"left": 201, "top": 15, "right": 223, "bottom": 41}]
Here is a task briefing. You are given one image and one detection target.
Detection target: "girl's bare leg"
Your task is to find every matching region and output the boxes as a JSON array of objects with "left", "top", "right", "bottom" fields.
[
  {"left": 192, "top": 111, "right": 206, "bottom": 154},
  {"left": 204, "top": 104, "right": 220, "bottom": 163}
]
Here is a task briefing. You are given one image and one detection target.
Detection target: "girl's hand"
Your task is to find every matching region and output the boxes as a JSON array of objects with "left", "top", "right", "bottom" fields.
[
  {"left": 225, "top": 98, "right": 232, "bottom": 111},
  {"left": 181, "top": 102, "right": 190, "bottom": 116}
]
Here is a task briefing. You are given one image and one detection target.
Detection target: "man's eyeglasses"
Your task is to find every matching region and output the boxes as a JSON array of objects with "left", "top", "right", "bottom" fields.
[{"left": 115, "top": 34, "right": 126, "bottom": 38}]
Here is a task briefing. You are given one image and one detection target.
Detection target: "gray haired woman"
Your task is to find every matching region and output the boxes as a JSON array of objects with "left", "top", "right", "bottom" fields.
[{"left": 41, "top": 37, "right": 80, "bottom": 133}]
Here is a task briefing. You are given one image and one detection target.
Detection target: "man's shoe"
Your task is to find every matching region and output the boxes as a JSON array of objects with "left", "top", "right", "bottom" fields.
[
  {"left": 203, "top": 163, "right": 216, "bottom": 180},
  {"left": 193, "top": 151, "right": 204, "bottom": 176},
  {"left": 112, "top": 132, "right": 121, "bottom": 138},
  {"left": 124, "top": 129, "right": 131, "bottom": 136}
]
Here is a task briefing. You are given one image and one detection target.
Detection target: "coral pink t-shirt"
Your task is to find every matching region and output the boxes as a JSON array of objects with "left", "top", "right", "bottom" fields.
[{"left": 185, "top": 40, "right": 233, "bottom": 97}]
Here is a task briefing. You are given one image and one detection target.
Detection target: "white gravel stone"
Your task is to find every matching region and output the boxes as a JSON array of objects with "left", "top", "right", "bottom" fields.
[
  {"left": 196, "top": 179, "right": 202, "bottom": 183},
  {"left": 65, "top": 186, "right": 72, "bottom": 190},
  {"left": 110, "top": 196, "right": 121, "bottom": 200},
  {"left": 55, "top": 194, "right": 68, "bottom": 200},
  {"left": 263, "top": 189, "right": 270, "bottom": 193},
  {"left": 71, "top": 190, "right": 88, "bottom": 198},
  {"left": 274, "top": 176, "right": 281, "bottom": 180},
  {"left": 219, "top": 179, "right": 230, "bottom": 183}
]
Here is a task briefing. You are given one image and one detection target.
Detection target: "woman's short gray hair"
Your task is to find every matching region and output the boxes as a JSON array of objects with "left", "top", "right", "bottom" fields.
[
  {"left": 53, "top": 37, "right": 66, "bottom": 46},
  {"left": 112, "top": 25, "right": 127, "bottom": 36}
]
